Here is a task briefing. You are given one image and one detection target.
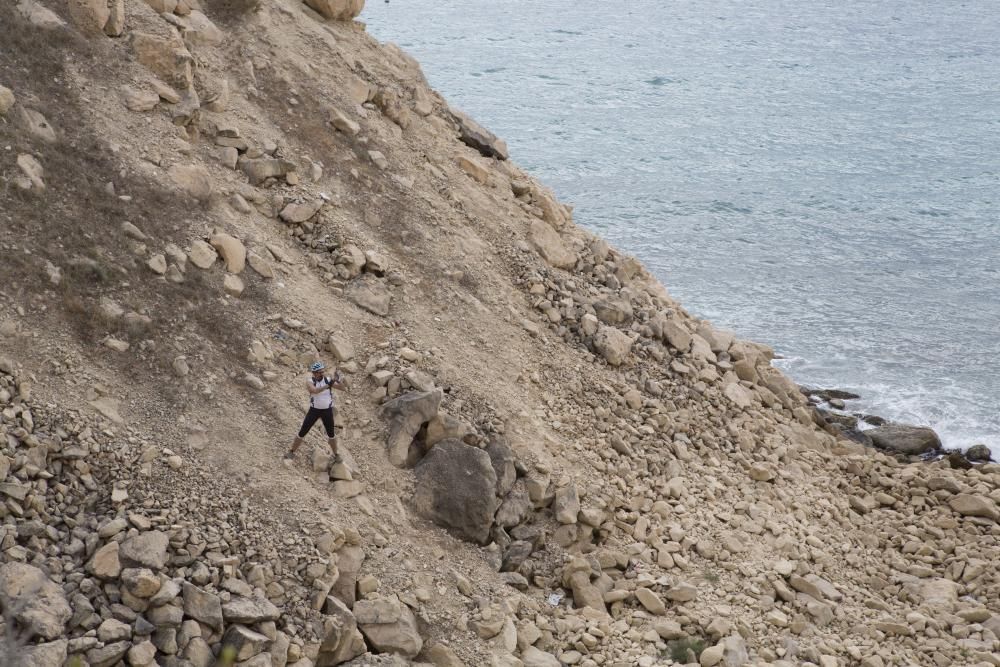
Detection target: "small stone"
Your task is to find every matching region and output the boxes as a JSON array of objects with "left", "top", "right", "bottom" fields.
[
  {"left": 0, "top": 85, "right": 14, "bottom": 116},
  {"left": 635, "top": 588, "right": 666, "bottom": 615},
  {"left": 188, "top": 240, "right": 218, "bottom": 269},
  {"left": 224, "top": 273, "right": 245, "bottom": 297},
  {"left": 368, "top": 150, "right": 389, "bottom": 170},
  {"left": 147, "top": 254, "right": 167, "bottom": 275}
]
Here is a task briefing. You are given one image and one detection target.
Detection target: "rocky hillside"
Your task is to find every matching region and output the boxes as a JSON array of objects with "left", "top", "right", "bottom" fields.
[{"left": 0, "top": 1, "right": 998, "bottom": 667}]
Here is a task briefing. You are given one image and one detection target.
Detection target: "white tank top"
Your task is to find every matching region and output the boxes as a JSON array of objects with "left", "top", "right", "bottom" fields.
[{"left": 310, "top": 377, "right": 334, "bottom": 410}]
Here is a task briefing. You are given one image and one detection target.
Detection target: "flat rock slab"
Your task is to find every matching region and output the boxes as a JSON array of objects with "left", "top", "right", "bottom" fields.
[{"left": 346, "top": 275, "right": 391, "bottom": 317}]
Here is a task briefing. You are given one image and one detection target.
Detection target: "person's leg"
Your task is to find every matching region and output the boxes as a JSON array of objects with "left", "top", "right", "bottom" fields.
[
  {"left": 321, "top": 408, "right": 339, "bottom": 462},
  {"left": 286, "top": 409, "right": 320, "bottom": 459}
]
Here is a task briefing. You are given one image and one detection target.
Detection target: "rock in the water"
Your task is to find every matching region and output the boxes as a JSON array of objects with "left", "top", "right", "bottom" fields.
[
  {"left": 304, "top": 0, "right": 364, "bottom": 21},
  {"left": 450, "top": 106, "right": 509, "bottom": 160},
  {"left": 867, "top": 425, "right": 941, "bottom": 455},
  {"left": 593, "top": 326, "right": 632, "bottom": 366},
  {"left": 0, "top": 563, "right": 72, "bottom": 640},
  {"left": 379, "top": 389, "right": 442, "bottom": 467},
  {"left": 529, "top": 220, "right": 575, "bottom": 269},
  {"left": 412, "top": 440, "right": 498, "bottom": 544},
  {"left": 965, "top": 443, "right": 992, "bottom": 462}
]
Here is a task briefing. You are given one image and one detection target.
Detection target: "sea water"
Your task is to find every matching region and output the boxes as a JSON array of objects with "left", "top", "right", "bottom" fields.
[{"left": 365, "top": 0, "right": 1000, "bottom": 459}]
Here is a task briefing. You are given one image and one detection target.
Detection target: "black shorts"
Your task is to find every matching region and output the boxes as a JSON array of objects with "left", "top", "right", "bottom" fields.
[{"left": 298, "top": 407, "right": 335, "bottom": 438}]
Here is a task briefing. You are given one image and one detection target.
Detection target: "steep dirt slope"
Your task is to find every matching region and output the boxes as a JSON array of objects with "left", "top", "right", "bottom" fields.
[{"left": 0, "top": 1, "right": 998, "bottom": 667}]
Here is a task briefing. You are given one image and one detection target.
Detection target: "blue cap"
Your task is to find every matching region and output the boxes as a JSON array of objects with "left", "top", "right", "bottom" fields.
[{"left": 310, "top": 361, "right": 325, "bottom": 372}]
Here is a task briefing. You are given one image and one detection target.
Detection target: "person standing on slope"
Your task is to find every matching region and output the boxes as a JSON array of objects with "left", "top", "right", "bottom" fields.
[{"left": 284, "top": 361, "right": 346, "bottom": 464}]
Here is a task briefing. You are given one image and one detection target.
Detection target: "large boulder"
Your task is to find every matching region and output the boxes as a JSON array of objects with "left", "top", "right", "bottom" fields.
[
  {"left": 120, "top": 530, "right": 170, "bottom": 569},
  {"left": 867, "top": 425, "right": 941, "bottom": 455},
  {"left": 330, "top": 544, "right": 365, "bottom": 607},
  {"left": 20, "top": 639, "right": 68, "bottom": 666},
  {"left": 412, "top": 440, "right": 498, "bottom": 544},
  {"left": 317, "top": 597, "right": 367, "bottom": 666},
  {"left": 0, "top": 563, "right": 72, "bottom": 640},
  {"left": 965, "top": 444, "right": 993, "bottom": 462},
  {"left": 662, "top": 319, "right": 691, "bottom": 352},
  {"left": 593, "top": 326, "right": 632, "bottom": 366},
  {"left": 182, "top": 582, "right": 224, "bottom": 630},
  {"left": 130, "top": 32, "right": 193, "bottom": 90},
  {"left": 529, "top": 220, "right": 575, "bottom": 269},
  {"left": 450, "top": 107, "right": 509, "bottom": 160},
  {"left": 379, "top": 389, "right": 442, "bottom": 467},
  {"left": 304, "top": 0, "right": 364, "bottom": 20},
  {"left": 354, "top": 596, "right": 423, "bottom": 658}
]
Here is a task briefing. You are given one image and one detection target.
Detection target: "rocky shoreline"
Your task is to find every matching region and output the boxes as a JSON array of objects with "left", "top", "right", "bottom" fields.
[
  {"left": 803, "top": 386, "right": 994, "bottom": 466},
  {"left": 1, "top": 0, "right": 998, "bottom": 665}
]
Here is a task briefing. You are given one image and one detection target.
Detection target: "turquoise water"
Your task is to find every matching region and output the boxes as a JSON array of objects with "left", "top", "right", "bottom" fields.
[{"left": 365, "top": 0, "right": 1000, "bottom": 458}]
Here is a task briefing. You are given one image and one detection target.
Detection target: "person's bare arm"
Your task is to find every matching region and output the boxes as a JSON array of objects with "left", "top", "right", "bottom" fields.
[{"left": 307, "top": 379, "right": 327, "bottom": 395}]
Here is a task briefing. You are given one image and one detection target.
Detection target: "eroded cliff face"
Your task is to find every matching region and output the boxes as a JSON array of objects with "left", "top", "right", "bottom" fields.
[{"left": 0, "top": 1, "right": 998, "bottom": 666}]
